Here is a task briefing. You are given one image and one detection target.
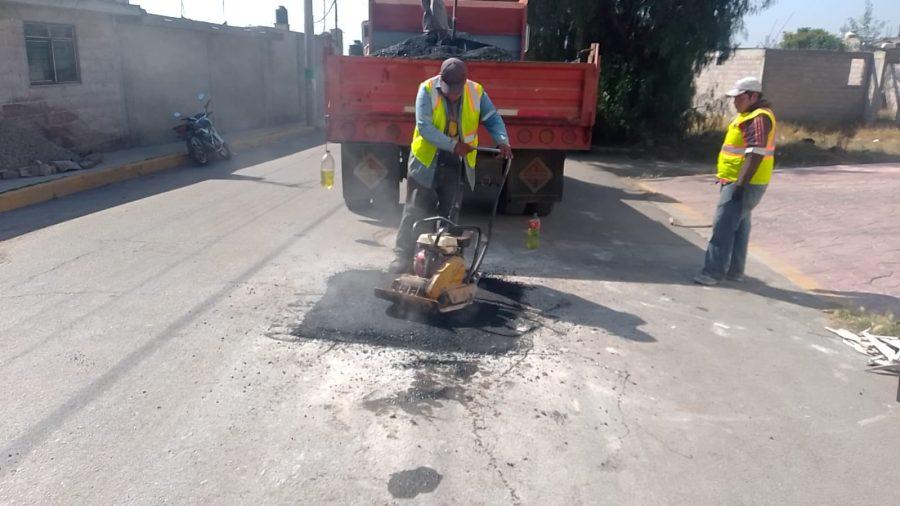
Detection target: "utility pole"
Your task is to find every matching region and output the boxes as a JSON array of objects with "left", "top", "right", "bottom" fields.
[{"left": 304, "top": 0, "right": 316, "bottom": 126}]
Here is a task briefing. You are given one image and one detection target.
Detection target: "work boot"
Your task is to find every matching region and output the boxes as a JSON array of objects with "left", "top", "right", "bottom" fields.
[
  {"left": 693, "top": 273, "right": 720, "bottom": 286},
  {"left": 389, "top": 254, "right": 411, "bottom": 274}
]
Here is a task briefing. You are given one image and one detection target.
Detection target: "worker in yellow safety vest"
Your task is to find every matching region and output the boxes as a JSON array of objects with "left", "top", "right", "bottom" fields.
[
  {"left": 390, "top": 57, "right": 513, "bottom": 273},
  {"left": 694, "top": 76, "right": 777, "bottom": 286}
]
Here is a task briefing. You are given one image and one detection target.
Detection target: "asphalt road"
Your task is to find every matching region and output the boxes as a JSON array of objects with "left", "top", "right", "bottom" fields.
[{"left": 1, "top": 137, "right": 897, "bottom": 504}]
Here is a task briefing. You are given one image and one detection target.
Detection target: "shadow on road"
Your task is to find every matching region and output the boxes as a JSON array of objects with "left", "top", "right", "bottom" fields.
[
  {"left": 341, "top": 160, "right": 876, "bottom": 314},
  {"left": 290, "top": 268, "right": 655, "bottom": 354},
  {"left": 431, "top": 162, "right": 897, "bottom": 314},
  {"left": 0, "top": 132, "right": 324, "bottom": 242}
]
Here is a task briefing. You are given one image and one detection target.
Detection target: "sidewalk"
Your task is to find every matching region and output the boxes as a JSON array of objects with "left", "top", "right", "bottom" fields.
[
  {"left": 0, "top": 123, "right": 315, "bottom": 213},
  {"left": 637, "top": 163, "right": 900, "bottom": 313}
]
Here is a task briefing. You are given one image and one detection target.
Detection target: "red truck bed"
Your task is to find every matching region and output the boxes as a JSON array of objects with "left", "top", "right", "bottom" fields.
[{"left": 324, "top": 46, "right": 600, "bottom": 151}]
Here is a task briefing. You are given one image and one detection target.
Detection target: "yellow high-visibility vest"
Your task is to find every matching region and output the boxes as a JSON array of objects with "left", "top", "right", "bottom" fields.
[
  {"left": 411, "top": 76, "right": 483, "bottom": 170},
  {"left": 716, "top": 107, "right": 777, "bottom": 185}
]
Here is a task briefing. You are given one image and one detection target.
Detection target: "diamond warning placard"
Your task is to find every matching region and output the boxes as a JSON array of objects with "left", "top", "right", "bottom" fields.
[
  {"left": 519, "top": 158, "right": 553, "bottom": 193},
  {"left": 354, "top": 154, "right": 388, "bottom": 189}
]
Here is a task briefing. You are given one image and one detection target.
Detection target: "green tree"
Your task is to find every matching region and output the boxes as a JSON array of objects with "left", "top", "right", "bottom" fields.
[
  {"left": 841, "top": 0, "right": 887, "bottom": 48},
  {"left": 780, "top": 28, "right": 845, "bottom": 50},
  {"left": 527, "top": 1, "right": 769, "bottom": 142}
]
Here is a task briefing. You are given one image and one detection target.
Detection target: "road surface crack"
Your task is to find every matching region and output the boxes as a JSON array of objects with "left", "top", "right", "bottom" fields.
[
  {"left": 465, "top": 400, "right": 522, "bottom": 505},
  {"left": 866, "top": 272, "right": 894, "bottom": 285}
]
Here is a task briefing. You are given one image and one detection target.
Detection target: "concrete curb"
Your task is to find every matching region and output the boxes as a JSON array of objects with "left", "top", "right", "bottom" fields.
[{"left": 0, "top": 125, "right": 316, "bottom": 214}]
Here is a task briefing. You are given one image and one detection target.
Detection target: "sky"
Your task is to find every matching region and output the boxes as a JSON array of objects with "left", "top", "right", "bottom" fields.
[
  {"left": 133, "top": 1, "right": 900, "bottom": 51},
  {"left": 741, "top": 0, "right": 900, "bottom": 46}
]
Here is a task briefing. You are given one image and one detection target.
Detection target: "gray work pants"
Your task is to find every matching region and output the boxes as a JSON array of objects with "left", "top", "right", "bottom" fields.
[
  {"left": 702, "top": 182, "right": 767, "bottom": 279},
  {"left": 394, "top": 160, "right": 464, "bottom": 258}
]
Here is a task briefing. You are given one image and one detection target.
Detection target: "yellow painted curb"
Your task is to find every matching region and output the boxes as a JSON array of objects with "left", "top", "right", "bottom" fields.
[
  {"left": 0, "top": 153, "right": 187, "bottom": 213},
  {"left": 748, "top": 245, "right": 822, "bottom": 292},
  {"left": 0, "top": 126, "right": 316, "bottom": 214}
]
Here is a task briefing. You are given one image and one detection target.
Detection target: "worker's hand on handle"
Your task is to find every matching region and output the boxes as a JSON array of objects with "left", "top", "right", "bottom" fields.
[
  {"left": 453, "top": 141, "right": 475, "bottom": 157},
  {"left": 497, "top": 144, "right": 513, "bottom": 160}
]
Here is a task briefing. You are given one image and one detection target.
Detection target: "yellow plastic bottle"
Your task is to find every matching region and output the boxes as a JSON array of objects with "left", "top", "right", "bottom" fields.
[{"left": 320, "top": 149, "right": 335, "bottom": 190}]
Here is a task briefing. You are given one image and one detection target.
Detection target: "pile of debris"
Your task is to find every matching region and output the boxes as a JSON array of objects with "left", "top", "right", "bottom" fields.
[
  {"left": 372, "top": 33, "right": 517, "bottom": 61},
  {"left": 826, "top": 326, "right": 900, "bottom": 373},
  {"left": 0, "top": 122, "right": 102, "bottom": 180}
]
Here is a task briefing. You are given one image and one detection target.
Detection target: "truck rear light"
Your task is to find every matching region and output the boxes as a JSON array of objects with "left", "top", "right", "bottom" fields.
[
  {"left": 562, "top": 129, "right": 577, "bottom": 145},
  {"left": 517, "top": 128, "right": 533, "bottom": 144},
  {"left": 539, "top": 129, "right": 555, "bottom": 144}
]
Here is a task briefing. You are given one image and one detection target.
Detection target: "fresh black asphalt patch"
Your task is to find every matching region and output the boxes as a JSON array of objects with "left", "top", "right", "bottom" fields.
[{"left": 291, "top": 269, "right": 538, "bottom": 354}]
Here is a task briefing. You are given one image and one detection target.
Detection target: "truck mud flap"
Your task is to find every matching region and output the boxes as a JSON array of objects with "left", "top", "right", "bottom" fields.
[{"left": 341, "top": 143, "right": 401, "bottom": 213}]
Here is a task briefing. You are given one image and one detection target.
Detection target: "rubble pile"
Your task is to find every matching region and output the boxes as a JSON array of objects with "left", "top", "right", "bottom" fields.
[
  {"left": 824, "top": 326, "right": 900, "bottom": 399},
  {"left": 0, "top": 122, "right": 101, "bottom": 180},
  {"left": 373, "top": 33, "right": 517, "bottom": 61},
  {"left": 826, "top": 326, "right": 900, "bottom": 374}
]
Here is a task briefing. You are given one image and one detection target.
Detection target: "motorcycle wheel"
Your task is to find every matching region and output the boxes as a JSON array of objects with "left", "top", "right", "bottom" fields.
[
  {"left": 187, "top": 136, "right": 208, "bottom": 165},
  {"left": 216, "top": 142, "right": 232, "bottom": 160}
]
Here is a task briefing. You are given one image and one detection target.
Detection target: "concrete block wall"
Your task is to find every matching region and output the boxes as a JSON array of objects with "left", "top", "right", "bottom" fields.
[
  {"left": 1, "top": 2, "right": 320, "bottom": 153},
  {"left": 876, "top": 49, "right": 900, "bottom": 122},
  {"left": 762, "top": 49, "right": 874, "bottom": 124},
  {"left": 884, "top": 64, "right": 900, "bottom": 121},
  {"left": 116, "top": 16, "right": 307, "bottom": 146},
  {"left": 694, "top": 48, "right": 881, "bottom": 126},
  {"left": 0, "top": 4, "right": 129, "bottom": 152},
  {"left": 693, "top": 49, "right": 766, "bottom": 118}
]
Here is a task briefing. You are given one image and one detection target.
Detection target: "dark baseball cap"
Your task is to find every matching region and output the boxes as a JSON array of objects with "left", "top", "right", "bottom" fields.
[{"left": 439, "top": 58, "right": 467, "bottom": 94}]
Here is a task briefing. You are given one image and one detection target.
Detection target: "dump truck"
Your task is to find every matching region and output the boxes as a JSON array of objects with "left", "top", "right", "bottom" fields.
[{"left": 325, "top": 0, "right": 600, "bottom": 216}]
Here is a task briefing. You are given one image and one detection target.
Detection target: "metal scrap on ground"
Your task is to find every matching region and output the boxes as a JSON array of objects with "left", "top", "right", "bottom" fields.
[
  {"left": 372, "top": 33, "right": 517, "bottom": 61},
  {"left": 826, "top": 326, "right": 900, "bottom": 373}
]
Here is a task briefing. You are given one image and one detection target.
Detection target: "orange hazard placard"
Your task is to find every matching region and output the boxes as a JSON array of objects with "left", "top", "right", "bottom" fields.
[
  {"left": 519, "top": 158, "right": 553, "bottom": 193},
  {"left": 354, "top": 154, "right": 388, "bottom": 189}
]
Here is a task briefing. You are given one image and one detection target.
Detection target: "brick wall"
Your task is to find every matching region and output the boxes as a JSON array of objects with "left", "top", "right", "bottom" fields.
[{"left": 0, "top": 4, "right": 129, "bottom": 152}]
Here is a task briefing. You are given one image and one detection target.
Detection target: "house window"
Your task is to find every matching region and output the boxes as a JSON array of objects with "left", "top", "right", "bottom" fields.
[{"left": 24, "top": 21, "right": 80, "bottom": 85}]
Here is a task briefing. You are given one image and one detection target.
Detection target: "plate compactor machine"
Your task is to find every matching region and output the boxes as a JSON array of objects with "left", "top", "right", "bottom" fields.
[{"left": 375, "top": 147, "right": 512, "bottom": 314}]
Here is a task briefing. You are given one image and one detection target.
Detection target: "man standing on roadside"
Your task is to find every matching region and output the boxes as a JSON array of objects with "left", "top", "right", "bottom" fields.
[{"left": 694, "top": 77, "right": 777, "bottom": 286}]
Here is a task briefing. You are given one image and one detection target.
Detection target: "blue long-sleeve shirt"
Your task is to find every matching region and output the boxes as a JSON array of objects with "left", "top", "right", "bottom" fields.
[{"left": 408, "top": 81, "right": 510, "bottom": 189}]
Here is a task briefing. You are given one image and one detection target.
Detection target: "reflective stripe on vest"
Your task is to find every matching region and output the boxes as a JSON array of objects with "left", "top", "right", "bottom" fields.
[
  {"left": 411, "top": 77, "right": 483, "bottom": 170},
  {"left": 716, "top": 107, "right": 777, "bottom": 185}
]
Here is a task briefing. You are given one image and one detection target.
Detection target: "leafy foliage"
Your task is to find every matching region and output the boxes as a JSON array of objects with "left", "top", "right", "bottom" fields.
[
  {"left": 840, "top": 0, "right": 887, "bottom": 48},
  {"left": 780, "top": 28, "right": 845, "bottom": 50},
  {"left": 527, "top": 1, "right": 768, "bottom": 142}
]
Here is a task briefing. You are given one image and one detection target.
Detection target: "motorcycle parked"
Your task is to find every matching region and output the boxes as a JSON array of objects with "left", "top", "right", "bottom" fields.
[{"left": 172, "top": 93, "right": 231, "bottom": 166}]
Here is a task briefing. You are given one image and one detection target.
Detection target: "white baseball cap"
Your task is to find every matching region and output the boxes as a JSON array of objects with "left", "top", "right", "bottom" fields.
[{"left": 725, "top": 76, "right": 763, "bottom": 97}]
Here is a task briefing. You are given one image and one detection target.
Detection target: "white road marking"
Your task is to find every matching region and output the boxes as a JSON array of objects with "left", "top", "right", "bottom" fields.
[{"left": 857, "top": 414, "right": 892, "bottom": 426}]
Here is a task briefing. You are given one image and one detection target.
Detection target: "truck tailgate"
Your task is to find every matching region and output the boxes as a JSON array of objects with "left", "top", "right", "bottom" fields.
[{"left": 325, "top": 46, "right": 600, "bottom": 150}]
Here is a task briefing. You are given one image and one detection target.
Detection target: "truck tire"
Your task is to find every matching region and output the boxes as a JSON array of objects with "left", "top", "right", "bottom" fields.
[
  {"left": 525, "top": 202, "right": 554, "bottom": 217},
  {"left": 341, "top": 143, "right": 400, "bottom": 213}
]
